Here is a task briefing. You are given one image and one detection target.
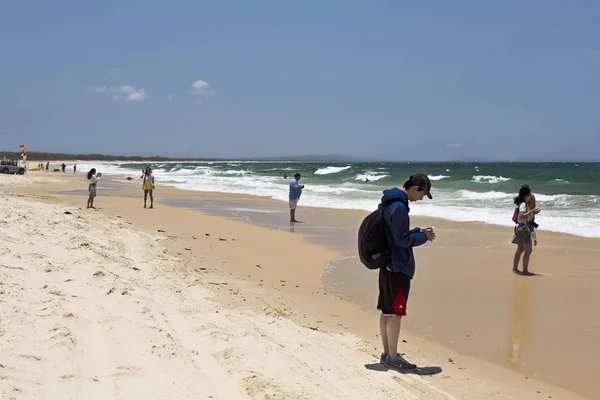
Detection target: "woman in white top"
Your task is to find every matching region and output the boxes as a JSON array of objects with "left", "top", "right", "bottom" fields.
[
  {"left": 142, "top": 167, "right": 155, "bottom": 209},
  {"left": 87, "top": 168, "right": 102, "bottom": 209},
  {"left": 511, "top": 186, "right": 541, "bottom": 275}
]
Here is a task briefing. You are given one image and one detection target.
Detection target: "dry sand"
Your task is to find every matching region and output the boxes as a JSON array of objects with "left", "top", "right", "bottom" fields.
[{"left": 0, "top": 172, "right": 592, "bottom": 399}]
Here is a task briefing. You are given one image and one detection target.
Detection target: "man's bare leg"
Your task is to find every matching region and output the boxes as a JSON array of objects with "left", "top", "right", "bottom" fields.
[
  {"left": 379, "top": 315, "right": 389, "bottom": 356},
  {"left": 386, "top": 316, "right": 402, "bottom": 359},
  {"left": 290, "top": 209, "right": 296, "bottom": 222}
]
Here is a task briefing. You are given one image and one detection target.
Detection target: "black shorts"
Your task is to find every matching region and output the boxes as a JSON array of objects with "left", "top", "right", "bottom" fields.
[{"left": 377, "top": 267, "right": 411, "bottom": 317}]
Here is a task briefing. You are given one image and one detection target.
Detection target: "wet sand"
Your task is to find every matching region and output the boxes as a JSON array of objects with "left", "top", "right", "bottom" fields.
[
  {"left": 11, "top": 171, "right": 599, "bottom": 399},
  {"left": 165, "top": 193, "right": 600, "bottom": 399}
]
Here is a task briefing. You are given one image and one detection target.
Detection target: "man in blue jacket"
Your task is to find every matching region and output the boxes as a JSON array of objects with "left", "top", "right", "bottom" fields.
[
  {"left": 378, "top": 173, "right": 435, "bottom": 370},
  {"left": 289, "top": 173, "right": 305, "bottom": 222}
]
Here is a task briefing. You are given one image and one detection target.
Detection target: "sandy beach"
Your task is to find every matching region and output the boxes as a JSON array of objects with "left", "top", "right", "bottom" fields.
[{"left": 1, "top": 171, "right": 596, "bottom": 400}]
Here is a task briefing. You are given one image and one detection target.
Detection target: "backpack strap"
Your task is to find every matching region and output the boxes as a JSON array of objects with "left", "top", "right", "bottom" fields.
[{"left": 380, "top": 200, "right": 399, "bottom": 247}]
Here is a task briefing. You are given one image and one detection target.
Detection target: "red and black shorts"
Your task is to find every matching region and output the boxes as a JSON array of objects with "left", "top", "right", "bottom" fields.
[{"left": 377, "top": 267, "right": 411, "bottom": 317}]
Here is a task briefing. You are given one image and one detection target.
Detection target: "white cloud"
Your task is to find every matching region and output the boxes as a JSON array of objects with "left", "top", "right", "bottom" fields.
[
  {"left": 191, "top": 80, "right": 212, "bottom": 96},
  {"left": 107, "top": 68, "right": 123, "bottom": 78},
  {"left": 447, "top": 143, "right": 464, "bottom": 149},
  {"left": 117, "top": 85, "right": 147, "bottom": 101},
  {"left": 86, "top": 85, "right": 148, "bottom": 101}
]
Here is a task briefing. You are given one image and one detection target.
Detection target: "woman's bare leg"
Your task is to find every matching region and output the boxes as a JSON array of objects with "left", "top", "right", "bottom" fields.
[
  {"left": 522, "top": 243, "right": 533, "bottom": 274},
  {"left": 513, "top": 244, "right": 524, "bottom": 273}
]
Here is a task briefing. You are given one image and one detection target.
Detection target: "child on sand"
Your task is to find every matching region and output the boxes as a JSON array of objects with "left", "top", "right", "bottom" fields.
[
  {"left": 87, "top": 168, "right": 102, "bottom": 209},
  {"left": 143, "top": 167, "right": 155, "bottom": 209}
]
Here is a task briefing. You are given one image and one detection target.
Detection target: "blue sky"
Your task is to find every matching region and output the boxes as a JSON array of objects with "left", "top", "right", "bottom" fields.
[{"left": 1, "top": 0, "right": 599, "bottom": 161}]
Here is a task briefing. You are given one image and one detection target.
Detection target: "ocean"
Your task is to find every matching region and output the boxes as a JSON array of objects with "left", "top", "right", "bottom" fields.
[{"left": 78, "top": 161, "right": 600, "bottom": 238}]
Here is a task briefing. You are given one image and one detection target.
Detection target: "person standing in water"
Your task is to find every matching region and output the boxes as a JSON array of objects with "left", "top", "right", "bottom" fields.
[
  {"left": 87, "top": 168, "right": 102, "bottom": 209},
  {"left": 512, "top": 186, "right": 541, "bottom": 275},
  {"left": 143, "top": 167, "right": 155, "bottom": 209},
  {"left": 288, "top": 173, "right": 304, "bottom": 222}
]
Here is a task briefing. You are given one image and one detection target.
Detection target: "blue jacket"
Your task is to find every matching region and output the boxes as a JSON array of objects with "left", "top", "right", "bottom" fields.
[
  {"left": 289, "top": 178, "right": 302, "bottom": 201},
  {"left": 381, "top": 188, "right": 428, "bottom": 278}
]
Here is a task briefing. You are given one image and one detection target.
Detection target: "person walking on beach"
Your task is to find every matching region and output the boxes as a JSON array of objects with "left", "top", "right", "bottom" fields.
[
  {"left": 46, "top": 162, "right": 49, "bottom": 172},
  {"left": 289, "top": 173, "right": 304, "bottom": 223},
  {"left": 74, "top": 164, "right": 77, "bottom": 174},
  {"left": 142, "top": 167, "right": 155, "bottom": 209},
  {"left": 87, "top": 168, "right": 102, "bottom": 209},
  {"left": 377, "top": 173, "right": 435, "bottom": 370},
  {"left": 512, "top": 186, "right": 541, "bottom": 275},
  {"left": 61, "top": 163, "right": 66, "bottom": 173}
]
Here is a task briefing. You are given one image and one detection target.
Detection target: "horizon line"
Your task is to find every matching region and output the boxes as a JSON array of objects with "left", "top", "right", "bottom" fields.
[{"left": 1, "top": 150, "right": 598, "bottom": 163}]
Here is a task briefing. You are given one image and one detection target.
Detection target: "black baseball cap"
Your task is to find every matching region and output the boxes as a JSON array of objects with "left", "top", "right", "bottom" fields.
[{"left": 409, "top": 173, "right": 433, "bottom": 199}]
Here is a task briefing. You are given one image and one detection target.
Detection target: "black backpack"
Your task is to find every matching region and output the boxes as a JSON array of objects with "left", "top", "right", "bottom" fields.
[{"left": 358, "top": 201, "right": 397, "bottom": 270}]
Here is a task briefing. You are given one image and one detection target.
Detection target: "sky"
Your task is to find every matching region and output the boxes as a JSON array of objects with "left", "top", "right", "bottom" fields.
[{"left": 1, "top": 0, "right": 599, "bottom": 161}]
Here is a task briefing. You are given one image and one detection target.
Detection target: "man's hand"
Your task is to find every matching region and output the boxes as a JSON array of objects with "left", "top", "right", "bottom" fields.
[{"left": 424, "top": 229, "right": 436, "bottom": 242}]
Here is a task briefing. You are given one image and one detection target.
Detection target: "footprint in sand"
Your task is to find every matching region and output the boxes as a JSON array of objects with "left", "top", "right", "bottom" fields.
[{"left": 20, "top": 354, "right": 42, "bottom": 361}]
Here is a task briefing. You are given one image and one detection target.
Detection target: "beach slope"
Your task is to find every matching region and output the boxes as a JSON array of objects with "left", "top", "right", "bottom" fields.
[{"left": 0, "top": 187, "right": 455, "bottom": 400}]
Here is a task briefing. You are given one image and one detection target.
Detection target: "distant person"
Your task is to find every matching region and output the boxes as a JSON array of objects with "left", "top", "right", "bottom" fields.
[
  {"left": 377, "top": 173, "right": 434, "bottom": 370},
  {"left": 289, "top": 173, "right": 304, "bottom": 223},
  {"left": 142, "top": 167, "right": 155, "bottom": 209},
  {"left": 46, "top": 162, "right": 49, "bottom": 172},
  {"left": 87, "top": 168, "right": 102, "bottom": 209},
  {"left": 512, "top": 186, "right": 541, "bottom": 275},
  {"left": 74, "top": 164, "right": 77, "bottom": 174},
  {"left": 61, "top": 163, "right": 66, "bottom": 172},
  {"left": 283, "top": 173, "right": 287, "bottom": 179}
]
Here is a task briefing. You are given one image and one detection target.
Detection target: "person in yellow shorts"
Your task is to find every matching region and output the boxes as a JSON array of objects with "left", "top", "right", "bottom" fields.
[{"left": 142, "top": 167, "right": 155, "bottom": 209}]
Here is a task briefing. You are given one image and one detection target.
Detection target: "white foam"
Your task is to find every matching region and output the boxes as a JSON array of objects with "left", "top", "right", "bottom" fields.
[
  {"left": 86, "top": 162, "right": 600, "bottom": 238},
  {"left": 459, "top": 190, "right": 511, "bottom": 200},
  {"left": 472, "top": 175, "right": 512, "bottom": 184},
  {"left": 314, "top": 166, "right": 351, "bottom": 175},
  {"left": 429, "top": 175, "right": 450, "bottom": 181},
  {"left": 354, "top": 173, "right": 389, "bottom": 182}
]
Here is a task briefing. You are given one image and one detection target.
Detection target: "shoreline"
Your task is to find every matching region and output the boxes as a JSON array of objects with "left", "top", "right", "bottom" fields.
[
  {"left": 63, "top": 159, "right": 600, "bottom": 239},
  {"left": 3, "top": 172, "right": 595, "bottom": 399}
]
